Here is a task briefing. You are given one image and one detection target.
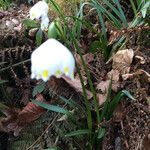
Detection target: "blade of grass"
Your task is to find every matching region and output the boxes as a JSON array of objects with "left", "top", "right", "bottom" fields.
[
  {"left": 104, "top": 0, "right": 129, "bottom": 27},
  {"left": 31, "top": 99, "right": 76, "bottom": 122},
  {"left": 65, "top": 129, "right": 90, "bottom": 137},
  {"left": 129, "top": 0, "right": 138, "bottom": 16},
  {"left": 91, "top": 0, "right": 122, "bottom": 29},
  {"left": 113, "top": 0, "right": 128, "bottom": 27}
]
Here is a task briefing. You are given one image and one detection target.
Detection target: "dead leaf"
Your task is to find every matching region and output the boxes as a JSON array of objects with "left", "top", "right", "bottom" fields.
[
  {"left": 107, "top": 69, "right": 120, "bottom": 81},
  {"left": 122, "top": 73, "right": 134, "bottom": 80},
  {"left": 112, "top": 49, "right": 134, "bottom": 74},
  {"left": 83, "top": 53, "right": 94, "bottom": 63},
  {"left": 135, "top": 55, "right": 145, "bottom": 64},
  {"left": 97, "top": 80, "right": 110, "bottom": 93},
  {"left": 97, "top": 94, "right": 107, "bottom": 106},
  {"left": 17, "top": 94, "right": 46, "bottom": 126},
  {"left": 75, "top": 53, "right": 94, "bottom": 66},
  {"left": 136, "top": 69, "right": 150, "bottom": 82},
  {"left": 97, "top": 80, "right": 120, "bottom": 93},
  {"left": 122, "top": 69, "right": 150, "bottom": 82},
  {"left": 62, "top": 76, "right": 92, "bottom": 99},
  {"left": 113, "top": 104, "right": 124, "bottom": 122},
  {"left": 108, "top": 30, "right": 121, "bottom": 45},
  {"left": 0, "top": 94, "right": 51, "bottom": 136}
]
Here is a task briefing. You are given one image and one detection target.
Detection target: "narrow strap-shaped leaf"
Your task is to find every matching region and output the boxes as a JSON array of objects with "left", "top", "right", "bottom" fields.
[
  {"left": 113, "top": 0, "right": 128, "bottom": 27},
  {"left": 31, "top": 99, "right": 75, "bottom": 121},
  {"left": 65, "top": 129, "right": 90, "bottom": 137},
  {"left": 104, "top": 0, "right": 128, "bottom": 24}
]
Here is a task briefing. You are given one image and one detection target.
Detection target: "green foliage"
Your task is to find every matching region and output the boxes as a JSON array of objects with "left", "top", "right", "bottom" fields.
[
  {"left": 65, "top": 129, "right": 90, "bottom": 137},
  {"left": 48, "top": 19, "right": 64, "bottom": 40},
  {"left": 3, "top": 0, "right": 148, "bottom": 149},
  {"left": 31, "top": 0, "right": 137, "bottom": 149},
  {"left": 0, "top": 0, "right": 11, "bottom": 9},
  {"left": 89, "top": 0, "right": 129, "bottom": 59},
  {"left": 23, "top": 19, "right": 39, "bottom": 29},
  {"left": 31, "top": 99, "right": 76, "bottom": 123},
  {"left": 36, "top": 28, "right": 43, "bottom": 46},
  {"left": 32, "top": 80, "right": 134, "bottom": 149}
]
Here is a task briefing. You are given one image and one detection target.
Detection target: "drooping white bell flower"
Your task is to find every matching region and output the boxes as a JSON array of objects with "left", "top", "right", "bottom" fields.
[
  {"left": 29, "top": 0, "right": 49, "bottom": 30},
  {"left": 40, "top": 17, "right": 49, "bottom": 31},
  {"left": 29, "top": 0, "right": 49, "bottom": 20},
  {"left": 31, "top": 39, "right": 75, "bottom": 82}
]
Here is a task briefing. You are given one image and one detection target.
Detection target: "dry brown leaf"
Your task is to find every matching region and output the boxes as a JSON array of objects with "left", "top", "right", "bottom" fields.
[
  {"left": 107, "top": 69, "right": 120, "bottom": 81},
  {"left": 17, "top": 94, "right": 46, "bottom": 126},
  {"left": 62, "top": 76, "right": 92, "bottom": 99},
  {"left": 122, "top": 69, "right": 150, "bottom": 81},
  {"left": 75, "top": 53, "right": 94, "bottom": 66},
  {"left": 97, "top": 80, "right": 110, "bottom": 93},
  {"left": 0, "top": 94, "right": 50, "bottom": 136},
  {"left": 122, "top": 73, "right": 134, "bottom": 80},
  {"left": 136, "top": 69, "right": 150, "bottom": 82},
  {"left": 135, "top": 55, "right": 145, "bottom": 64},
  {"left": 112, "top": 49, "right": 134, "bottom": 74},
  {"left": 108, "top": 30, "right": 121, "bottom": 45},
  {"left": 97, "top": 80, "right": 120, "bottom": 93},
  {"left": 97, "top": 94, "right": 107, "bottom": 106}
]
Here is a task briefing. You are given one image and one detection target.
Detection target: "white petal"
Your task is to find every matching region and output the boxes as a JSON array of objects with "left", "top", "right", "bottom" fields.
[
  {"left": 41, "top": 17, "right": 49, "bottom": 30},
  {"left": 31, "top": 73, "right": 36, "bottom": 79},
  {"left": 29, "top": 1, "right": 49, "bottom": 20},
  {"left": 30, "top": 39, "right": 75, "bottom": 82}
]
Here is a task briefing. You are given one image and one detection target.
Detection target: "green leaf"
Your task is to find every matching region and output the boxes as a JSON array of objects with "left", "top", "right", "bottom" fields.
[
  {"left": 97, "top": 128, "right": 106, "bottom": 139},
  {"left": 122, "top": 90, "right": 135, "bottom": 100},
  {"left": 36, "top": 29, "right": 43, "bottom": 46},
  {"left": 32, "top": 82, "right": 46, "bottom": 97},
  {"left": 31, "top": 99, "right": 75, "bottom": 121},
  {"left": 113, "top": 0, "right": 128, "bottom": 27},
  {"left": 107, "top": 91, "right": 123, "bottom": 120},
  {"left": 107, "top": 90, "right": 134, "bottom": 120},
  {"left": 65, "top": 129, "right": 90, "bottom": 137},
  {"left": 141, "top": 1, "right": 150, "bottom": 18},
  {"left": 23, "top": 19, "right": 39, "bottom": 28},
  {"left": 48, "top": 21, "right": 58, "bottom": 39},
  {"left": 48, "top": 20, "right": 63, "bottom": 39}
]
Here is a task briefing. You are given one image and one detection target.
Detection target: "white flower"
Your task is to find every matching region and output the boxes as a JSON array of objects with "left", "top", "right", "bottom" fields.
[
  {"left": 40, "top": 17, "right": 49, "bottom": 31},
  {"left": 31, "top": 39, "right": 75, "bottom": 82},
  {"left": 29, "top": 1, "right": 49, "bottom": 20}
]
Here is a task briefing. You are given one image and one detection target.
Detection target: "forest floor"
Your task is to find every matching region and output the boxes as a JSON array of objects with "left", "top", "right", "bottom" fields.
[{"left": 0, "top": 1, "right": 150, "bottom": 150}]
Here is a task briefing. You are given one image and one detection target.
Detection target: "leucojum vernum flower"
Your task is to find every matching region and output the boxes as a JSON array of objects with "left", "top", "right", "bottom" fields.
[
  {"left": 31, "top": 39, "right": 75, "bottom": 82},
  {"left": 29, "top": 0, "right": 49, "bottom": 30}
]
